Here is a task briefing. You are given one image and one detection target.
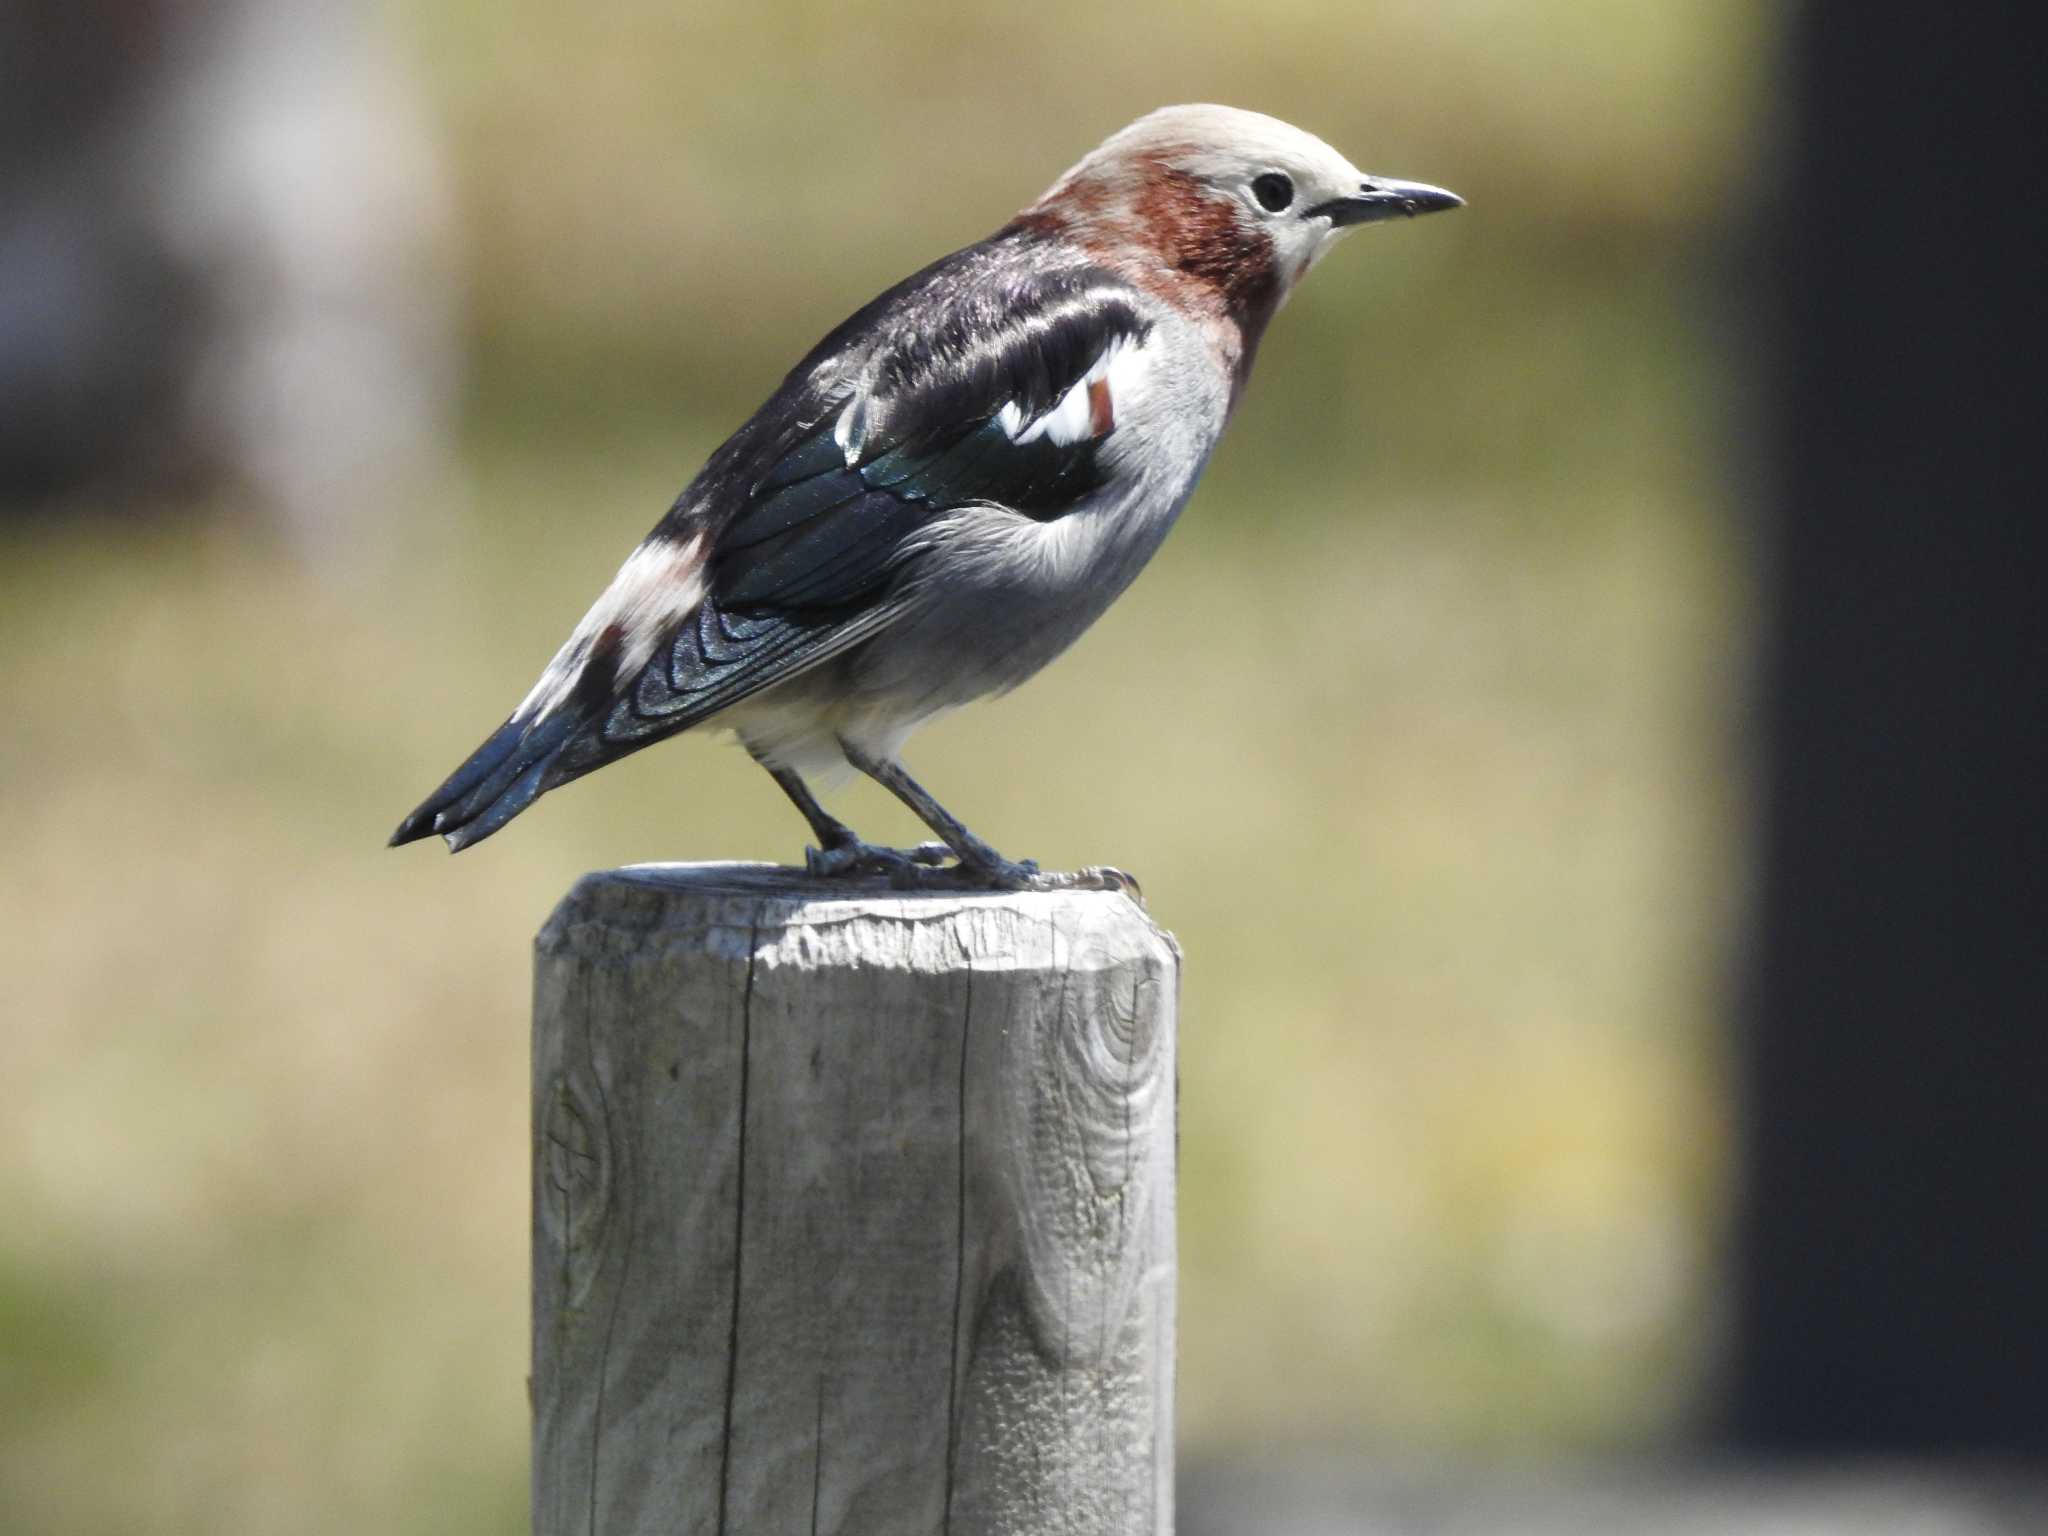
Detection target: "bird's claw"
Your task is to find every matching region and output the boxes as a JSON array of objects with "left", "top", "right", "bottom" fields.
[
  {"left": 1027, "top": 864, "right": 1145, "bottom": 902},
  {"left": 954, "top": 858, "right": 1144, "bottom": 904},
  {"left": 955, "top": 856, "right": 1039, "bottom": 892},
  {"left": 806, "top": 842, "right": 1141, "bottom": 904},
  {"left": 1078, "top": 865, "right": 1144, "bottom": 901},
  {"left": 805, "top": 839, "right": 953, "bottom": 879}
]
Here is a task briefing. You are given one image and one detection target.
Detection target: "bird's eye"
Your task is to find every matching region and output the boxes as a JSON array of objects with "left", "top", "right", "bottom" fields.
[{"left": 1251, "top": 172, "right": 1295, "bottom": 213}]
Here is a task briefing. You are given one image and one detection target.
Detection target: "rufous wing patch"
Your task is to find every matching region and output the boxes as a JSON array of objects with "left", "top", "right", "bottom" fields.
[{"left": 1087, "top": 375, "right": 1115, "bottom": 437}]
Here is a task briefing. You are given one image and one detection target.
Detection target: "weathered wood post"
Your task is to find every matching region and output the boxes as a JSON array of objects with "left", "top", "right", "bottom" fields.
[{"left": 532, "top": 863, "right": 1179, "bottom": 1535}]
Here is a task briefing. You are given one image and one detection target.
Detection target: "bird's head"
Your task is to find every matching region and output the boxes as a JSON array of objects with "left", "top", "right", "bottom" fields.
[{"left": 1018, "top": 104, "right": 1460, "bottom": 344}]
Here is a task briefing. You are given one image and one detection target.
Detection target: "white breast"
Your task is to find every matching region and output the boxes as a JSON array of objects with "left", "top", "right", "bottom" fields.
[{"left": 1016, "top": 312, "right": 1231, "bottom": 588}]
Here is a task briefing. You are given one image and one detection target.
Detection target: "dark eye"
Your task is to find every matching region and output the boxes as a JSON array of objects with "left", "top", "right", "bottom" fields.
[{"left": 1251, "top": 172, "right": 1295, "bottom": 213}]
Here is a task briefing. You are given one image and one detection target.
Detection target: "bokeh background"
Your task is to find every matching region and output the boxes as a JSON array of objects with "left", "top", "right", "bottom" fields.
[{"left": 9, "top": 2, "right": 2034, "bottom": 1533}]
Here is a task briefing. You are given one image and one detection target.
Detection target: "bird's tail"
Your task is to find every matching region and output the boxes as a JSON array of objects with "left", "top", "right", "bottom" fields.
[{"left": 388, "top": 709, "right": 586, "bottom": 853}]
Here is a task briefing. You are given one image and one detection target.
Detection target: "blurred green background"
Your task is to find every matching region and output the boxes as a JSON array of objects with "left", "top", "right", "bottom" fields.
[{"left": 1, "top": 1, "right": 1769, "bottom": 1530}]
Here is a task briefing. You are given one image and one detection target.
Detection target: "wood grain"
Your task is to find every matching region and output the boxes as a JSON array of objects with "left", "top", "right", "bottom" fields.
[{"left": 532, "top": 863, "right": 1179, "bottom": 1535}]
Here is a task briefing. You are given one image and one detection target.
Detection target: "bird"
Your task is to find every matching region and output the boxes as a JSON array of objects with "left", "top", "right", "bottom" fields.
[{"left": 390, "top": 104, "right": 1461, "bottom": 889}]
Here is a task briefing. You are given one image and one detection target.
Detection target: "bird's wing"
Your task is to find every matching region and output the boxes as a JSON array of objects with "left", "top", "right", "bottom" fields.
[
  {"left": 573, "top": 244, "right": 1156, "bottom": 752},
  {"left": 392, "top": 236, "right": 1155, "bottom": 849}
]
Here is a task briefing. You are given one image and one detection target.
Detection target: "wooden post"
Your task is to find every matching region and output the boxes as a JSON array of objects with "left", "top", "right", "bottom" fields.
[{"left": 532, "top": 863, "right": 1179, "bottom": 1536}]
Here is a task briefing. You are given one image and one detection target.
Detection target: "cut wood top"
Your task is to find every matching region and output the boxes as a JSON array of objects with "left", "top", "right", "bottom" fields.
[{"left": 539, "top": 861, "right": 1176, "bottom": 972}]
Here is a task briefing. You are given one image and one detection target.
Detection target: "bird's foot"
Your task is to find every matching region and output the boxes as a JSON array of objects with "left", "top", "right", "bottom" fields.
[
  {"left": 805, "top": 839, "right": 953, "bottom": 879},
  {"left": 953, "top": 856, "right": 1145, "bottom": 903},
  {"left": 1025, "top": 864, "right": 1144, "bottom": 901},
  {"left": 1065, "top": 865, "right": 1144, "bottom": 900},
  {"left": 806, "top": 840, "right": 1142, "bottom": 904}
]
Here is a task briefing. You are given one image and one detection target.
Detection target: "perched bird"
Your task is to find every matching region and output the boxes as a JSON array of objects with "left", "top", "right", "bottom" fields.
[{"left": 391, "top": 104, "right": 1460, "bottom": 887}]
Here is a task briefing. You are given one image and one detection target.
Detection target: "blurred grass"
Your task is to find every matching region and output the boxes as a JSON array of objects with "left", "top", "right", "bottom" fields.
[{"left": 2, "top": 0, "right": 1767, "bottom": 1529}]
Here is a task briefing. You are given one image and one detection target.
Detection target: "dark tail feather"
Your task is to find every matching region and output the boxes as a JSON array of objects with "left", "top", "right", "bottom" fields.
[{"left": 389, "top": 711, "right": 582, "bottom": 852}]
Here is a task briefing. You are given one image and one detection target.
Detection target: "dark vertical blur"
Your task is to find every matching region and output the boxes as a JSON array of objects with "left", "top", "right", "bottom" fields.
[
  {"left": 1732, "top": 2, "right": 2047, "bottom": 1455},
  {"left": 0, "top": 0, "right": 455, "bottom": 543},
  {"left": 0, "top": 0, "right": 198, "bottom": 503}
]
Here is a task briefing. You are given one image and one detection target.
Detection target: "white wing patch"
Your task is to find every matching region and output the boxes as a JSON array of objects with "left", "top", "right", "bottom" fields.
[
  {"left": 833, "top": 395, "right": 871, "bottom": 466},
  {"left": 997, "top": 334, "right": 1145, "bottom": 446},
  {"left": 514, "top": 533, "right": 708, "bottom": 722}
]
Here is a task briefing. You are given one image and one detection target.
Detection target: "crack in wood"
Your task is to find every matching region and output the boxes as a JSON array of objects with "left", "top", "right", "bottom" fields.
[
  {"left": 943, "top": 941, "right": 972, "bottom": 1534},
  {"left": 715, "top": 913, "right": 760, "bottom": 1536},
  {"left": 584, "top": 968, "right": 630, "bottom": 1536},
  {"left": 809, "top": 1371, "right": 826, "bottom": 1536}
]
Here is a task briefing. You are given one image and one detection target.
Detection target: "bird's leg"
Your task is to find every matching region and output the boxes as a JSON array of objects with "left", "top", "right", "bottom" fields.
[
  {"left": 747, "top": 751, "right": 948, "bottom": 877},
  {"left": 839, "top": 744, "right": 1028, "bottom": 883},
  {"left": 835, "top": 739, "right": 1141, "bottom": 897},
  {"left": 760, "top": 761, "right": 853, "bottom": 848}
]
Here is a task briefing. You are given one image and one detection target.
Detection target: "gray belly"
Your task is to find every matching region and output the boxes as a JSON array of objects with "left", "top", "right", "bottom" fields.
[{"left": 842, "top": 468, "right": 1202, "bottom": 718}]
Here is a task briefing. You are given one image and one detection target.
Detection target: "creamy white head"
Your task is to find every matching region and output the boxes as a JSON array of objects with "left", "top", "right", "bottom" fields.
[{"left": 1020, "top": 104, "right": 1461, "bottom": 340}]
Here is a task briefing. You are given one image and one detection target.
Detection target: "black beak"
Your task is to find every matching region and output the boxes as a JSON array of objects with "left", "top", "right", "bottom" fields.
[{"left": 1308, "top": 176, "right": 1464, "bottom": 227}]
